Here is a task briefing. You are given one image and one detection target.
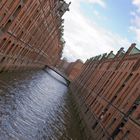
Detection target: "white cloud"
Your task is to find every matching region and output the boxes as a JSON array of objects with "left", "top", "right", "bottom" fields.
[
  {"left": 132, "top": 0, "right": 140, "bottom": 5},
  {"left": 131, "top": 0, "right": 140, "bottom": 43},
  {"left": 86, "top": 0, "right": 106, "bottom": 8},
  {"left": 63, "top": 0, "right": 130, "bottom": 62}
]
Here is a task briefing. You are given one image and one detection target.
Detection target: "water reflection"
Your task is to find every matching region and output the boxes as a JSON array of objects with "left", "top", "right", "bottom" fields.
[{"left": 0, "top": 70, "right": 83, "bottom": 140}]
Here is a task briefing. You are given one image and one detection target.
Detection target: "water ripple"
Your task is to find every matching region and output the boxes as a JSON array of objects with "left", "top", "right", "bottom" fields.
[{"left": 0, "top": 70, "right": 84, "bottom": 140}]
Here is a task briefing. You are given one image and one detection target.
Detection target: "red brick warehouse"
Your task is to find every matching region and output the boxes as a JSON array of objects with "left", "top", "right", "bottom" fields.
[
  {"left": 71, "top": 43, "right": 140, "bottom": 140},
  {"left": 0, "top": 0, "right": 70, "bottom": 72}
]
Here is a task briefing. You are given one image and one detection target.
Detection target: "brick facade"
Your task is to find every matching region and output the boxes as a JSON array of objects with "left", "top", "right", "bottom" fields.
[
  {"left": 66, "top": 59, "right": 83, "bottom": 81},
  {"left": 58, "top": 59, "right": 83, "bottom": 81},
  {"left": 70, "top": 43, "right": 140, "bottom": 140},
  {"left": 0, "top": 0, "right": 70, "bottom": 72}
]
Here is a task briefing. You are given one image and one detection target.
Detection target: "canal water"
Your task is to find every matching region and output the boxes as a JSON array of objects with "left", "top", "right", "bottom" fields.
[{"left": 0, "top": 69, "right": 84, "bottom": 140}]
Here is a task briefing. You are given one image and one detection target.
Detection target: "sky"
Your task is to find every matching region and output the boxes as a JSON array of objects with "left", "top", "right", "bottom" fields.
[{"left": 62, "top": 0, "right": 140, "bottom": 62}]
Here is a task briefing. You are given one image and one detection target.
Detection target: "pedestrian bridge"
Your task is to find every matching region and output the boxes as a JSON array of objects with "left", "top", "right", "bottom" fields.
[{"left": 44, "top": 65, "right": 71, "bottom": 85}]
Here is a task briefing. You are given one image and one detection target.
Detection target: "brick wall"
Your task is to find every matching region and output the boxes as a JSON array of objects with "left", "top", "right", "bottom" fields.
[
  {"left": 66, "top": 59, "right": 83, "bottom": 81},
  {"left": 0, "top": 0, "right": 69, "bottom": 72},
  {"left": 70, "top": 43, "right": 140, "bottom": 140}
]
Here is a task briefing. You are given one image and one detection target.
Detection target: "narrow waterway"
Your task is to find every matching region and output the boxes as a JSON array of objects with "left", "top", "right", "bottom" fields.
[{"left": 0, "top": 69, "right": 84, "bottom": 140}]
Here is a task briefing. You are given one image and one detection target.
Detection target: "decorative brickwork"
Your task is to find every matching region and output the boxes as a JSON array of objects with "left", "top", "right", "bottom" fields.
[
  {"left": 71, "top": 43, "right": 140, "bottom": 140},
  {"left": 0, "top": 0, "right": 70, "bottom": 72}
]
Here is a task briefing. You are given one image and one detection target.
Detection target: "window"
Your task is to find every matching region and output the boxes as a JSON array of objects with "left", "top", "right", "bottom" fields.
[
  {"left": 3, "top": 20, "right": 12, "bottom": 31},
  {"left": 111, "top": 122, "right": 125, "bottom": 139},
  {"left": 2, "top": 40, "right": 11, "bottom": 52},
  {"left": 6, "top": 43, "right": 15, "bottom": 54},
  {"left": 23, "top": 0, "right": 28, "bottom": 3},
  {"left": 106, "top": 118, "right": 116, "bottom": 130},
  {"left": 11, "top": 45, "right": 18, "bottom": 55},
  {"left": 136, "top": 113, "right": 140, "bottom": 120},
  {"left": 102, "top": 113, "right": 111, "bottom": 124},
  {"left": 13, "top": 5, "right": 22, "bottom": 17},
  {"left": 121, "top": 131, "right": 130, "bottom": 140},
  {"left": 8, "top": 0, "right": 15, "bottom": 9},
  {"left": 0, "top": 57, "right": 6, "bottom": 63},
  {"left": 0, "top": 13, "right": 6, "bottom": 22},
  {"left": 18, "top": 31, "right": 24, "bottom": 39},
  {"left": 124, "top": 73, "right": 133, "bottom": 83},
  {"left": 92, "top": 121, "right": 98, "bottom": 130},
  {"left": 0, "top": 38, "right": 6, "bottom": 48}
]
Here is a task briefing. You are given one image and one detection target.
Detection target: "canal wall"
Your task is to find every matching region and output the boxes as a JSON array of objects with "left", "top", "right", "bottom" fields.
[
  {"left": 0, "top": 0, "right": 70, "bottom": 73},
  {"left": 70, "top": 43, "right": 140, "bottom": 140},
  {"left": 70, "top": 91, "right": 104, "bottom": 140}
]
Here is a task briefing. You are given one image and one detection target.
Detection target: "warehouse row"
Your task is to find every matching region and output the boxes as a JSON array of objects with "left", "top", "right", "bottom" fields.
[
  {"left": 0, "top": 0, "right": 70, "bottom": 72},
  {"left": 71, "top": 43, "right": 140, "bottom": 140}
]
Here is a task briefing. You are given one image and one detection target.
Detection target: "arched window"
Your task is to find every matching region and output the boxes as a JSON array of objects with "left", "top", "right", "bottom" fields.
[
  {"left": 25, "top": 20, "right": 31, "bottom": 29},
  {"left": 3, "top": 40, "right": 11, "bottom": 52},
  {"left": 9, "top": 0, "right": 15, "bottom": 9},
  {"left": 0, "top": 38, "right": 6, "bottom": 48},
  {"left": 0, "top": 57, "right": 6, "bottom": 63},
  {"left": 18, "top": 31, "right": 24, "bottom": 39},
  {"left": 11, "top": 44, "right": 18, "bottom": 55},
  {"left": 92, "top": 121, "right": 98, "bottom": 130},
  {"left": 121, "top": 131, "right": 130, "bottom": 140},
  {"left": 136, "top": 113, "right": 140, "bottom": 121},
  {"left": 102, "top": 113, "right": 111, "bottom": 124},
  {"left": 3, "top": 19, "right": 12, "bottom": 31},
  {"left": 106, "top": 118, "right": 116, "bottom": 129},
  {"left": 0, "top": 13, "right": 6, "bottom": 22},
  {"left": 23, "top": 0, "right": 28, "bottom": 4},
  {"left": 13, "top": 5, "right": 22, "bottom": 17},
  {"left": 111, "top": 122, "right": 125, "bottom": 139},
  {"left": 6, "top": 43, "right": 15, "bottom": 55}
]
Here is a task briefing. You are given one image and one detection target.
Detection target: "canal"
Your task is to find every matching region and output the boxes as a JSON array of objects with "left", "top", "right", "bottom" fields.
[{"left": 0, "top": 69, "right": 84, "bottom": 140}]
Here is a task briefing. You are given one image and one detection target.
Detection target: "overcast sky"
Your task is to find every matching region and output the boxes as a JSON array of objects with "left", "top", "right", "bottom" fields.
[{"left": 62, "top": 0, "right": 140, "bottom": 62}]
